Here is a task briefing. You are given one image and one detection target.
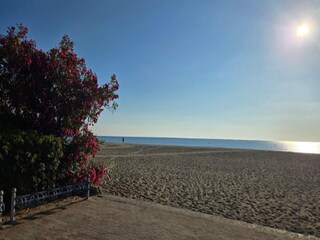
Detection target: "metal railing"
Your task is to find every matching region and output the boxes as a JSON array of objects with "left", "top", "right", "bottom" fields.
[
  {"left": 0, "top": 190, "right": 4, "bottom": 229},
  {"left": 0, "top": 178, "right": 90, "bottom": 227}
]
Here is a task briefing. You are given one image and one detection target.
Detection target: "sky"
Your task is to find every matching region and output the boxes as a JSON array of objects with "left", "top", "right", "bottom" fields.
[{"left": 1, "top": 0, "right": 319, "bottom": 142}]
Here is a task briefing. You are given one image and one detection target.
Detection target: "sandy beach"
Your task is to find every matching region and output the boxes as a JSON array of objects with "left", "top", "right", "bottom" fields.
[{"left": 96, "top": 143, "right": 320, "bottom": 238}]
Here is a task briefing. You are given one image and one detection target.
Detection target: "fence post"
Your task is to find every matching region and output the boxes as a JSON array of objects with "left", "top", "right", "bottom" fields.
[
  {"left": 0, "top": 190, "right": 4, "bottom": 229},
  {"left": 86, "top": 177, "right": 91, "bottom": 200},
  {"left": 10, "top": 188, "right": 16, "bottom": 224}
]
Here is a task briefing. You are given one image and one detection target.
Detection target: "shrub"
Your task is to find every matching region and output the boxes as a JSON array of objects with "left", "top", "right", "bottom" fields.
[
  {"left": 0, "top": 24, "right": 119, "bottom": 191},
  {"left": 0, "top": 129, "right": 63, "bottom": 194}
]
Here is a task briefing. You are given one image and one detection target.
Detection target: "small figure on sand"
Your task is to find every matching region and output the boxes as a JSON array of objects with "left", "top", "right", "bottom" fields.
[{"left": 122, "top": 137, "right": 125, "bottom": 143}]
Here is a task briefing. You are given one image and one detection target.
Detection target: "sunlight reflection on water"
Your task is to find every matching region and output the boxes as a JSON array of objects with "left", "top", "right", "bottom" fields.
[{"left": 282, "top": 141, "right": 320, "bottom": 154}]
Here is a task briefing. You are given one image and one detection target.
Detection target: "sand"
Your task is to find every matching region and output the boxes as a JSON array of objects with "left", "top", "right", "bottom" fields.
[{"left": 96, "top": 143, "right": 320, "bottom": 238}]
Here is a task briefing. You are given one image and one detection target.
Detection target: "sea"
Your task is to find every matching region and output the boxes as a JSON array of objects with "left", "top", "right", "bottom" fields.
[{"left": 97, "top": 136, "right": 320, "bottom": 154}]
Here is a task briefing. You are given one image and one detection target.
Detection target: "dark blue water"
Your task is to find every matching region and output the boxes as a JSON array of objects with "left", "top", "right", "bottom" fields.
[{"left": 98, "top": 136, "right": 320, "bottom": 154}]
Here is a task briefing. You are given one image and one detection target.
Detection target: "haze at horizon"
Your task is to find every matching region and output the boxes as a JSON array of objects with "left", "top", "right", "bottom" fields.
[{"left": 1, "top": 0, "right": 319, "bottom": 142}]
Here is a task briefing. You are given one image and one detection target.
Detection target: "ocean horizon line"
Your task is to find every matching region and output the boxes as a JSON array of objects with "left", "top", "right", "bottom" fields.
[
  {"left": 98, "top": 135, "right": 320, "bottom": 144},
  {"left": 97, "top": 136, "right": 320, "bottom": 154}
]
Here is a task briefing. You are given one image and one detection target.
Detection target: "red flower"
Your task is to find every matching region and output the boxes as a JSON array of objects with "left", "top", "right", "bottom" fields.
[{"left": 0, "top": 38, "right": 6, "bottom": 45}]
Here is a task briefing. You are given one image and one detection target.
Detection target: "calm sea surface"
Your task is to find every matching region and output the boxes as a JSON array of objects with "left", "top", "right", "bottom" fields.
[{"left": 98, "top": 136, "right": 320, "bottom": 154}]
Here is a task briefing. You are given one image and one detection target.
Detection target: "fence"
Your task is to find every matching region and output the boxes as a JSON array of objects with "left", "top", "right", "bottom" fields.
[
  {"left": 0, "top": 191, "right": 4, "bottom": 229},
  {"left": 0, "top": 178, "right": 90, "bottom": 227}
]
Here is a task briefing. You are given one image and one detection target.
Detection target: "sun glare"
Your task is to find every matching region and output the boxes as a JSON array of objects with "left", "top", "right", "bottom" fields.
[
  {"left": 296, "top": 23, "right": 310, "bottom": 38},
  {"left": 287, "top": 141, "right": 320, "bottom": 154}
]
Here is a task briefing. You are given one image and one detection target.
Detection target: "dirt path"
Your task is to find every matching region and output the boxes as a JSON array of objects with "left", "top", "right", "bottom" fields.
[{"left": 0, "top": 194, "right": 316, "bottom": 240}]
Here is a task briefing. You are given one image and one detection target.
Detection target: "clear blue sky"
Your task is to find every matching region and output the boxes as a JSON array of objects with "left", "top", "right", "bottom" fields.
[{"left": 1, "top": 0, "right": 319, "bottom": 141}]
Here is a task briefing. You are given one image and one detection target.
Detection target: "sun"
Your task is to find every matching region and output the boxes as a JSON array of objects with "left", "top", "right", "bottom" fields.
[{"left": 296, "top": 23, "right": 310, "bottom": 38}]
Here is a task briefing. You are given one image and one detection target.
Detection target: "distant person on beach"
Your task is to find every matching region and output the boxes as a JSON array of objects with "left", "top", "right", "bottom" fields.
[{"left": 122, "top": 137, "right": 124, "bottom": 143}]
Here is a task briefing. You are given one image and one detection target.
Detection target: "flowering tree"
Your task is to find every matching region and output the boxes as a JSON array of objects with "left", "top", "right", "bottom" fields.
[{"left": 0, "top": 24, "right": 119, "bottom": 192}]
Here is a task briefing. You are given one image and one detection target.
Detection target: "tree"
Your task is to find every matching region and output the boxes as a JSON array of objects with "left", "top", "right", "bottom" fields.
[{"left": 0, "top": 24, "right": 119, "bottom": 194}]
